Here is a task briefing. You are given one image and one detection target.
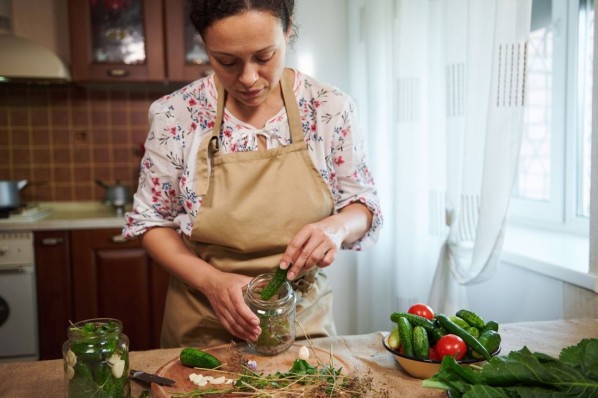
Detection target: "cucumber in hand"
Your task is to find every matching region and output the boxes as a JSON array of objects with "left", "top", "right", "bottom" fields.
[{"left": 260, "top": 266, "right": 290, "bottom": 300}]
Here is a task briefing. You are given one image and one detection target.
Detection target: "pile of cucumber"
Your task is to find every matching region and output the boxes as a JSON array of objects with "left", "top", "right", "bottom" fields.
[{"left": 388, "top": 304, "right": 501, "bottom": 362}]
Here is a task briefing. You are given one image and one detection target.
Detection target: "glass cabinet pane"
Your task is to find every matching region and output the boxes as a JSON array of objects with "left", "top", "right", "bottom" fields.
[{"left": 89, "top": 0, "right": 146, "bottom": 64}]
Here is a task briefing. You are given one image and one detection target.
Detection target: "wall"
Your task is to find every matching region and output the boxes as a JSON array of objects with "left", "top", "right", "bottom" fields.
[
  {"left": 466, "top": 260, "right": 598, "bottom": 324},
  {"left": 0, "top": 84, "right": 171, "bottom": 202},
  {"left": 0, "top": 0, "right": 175, "bottom": 202}
]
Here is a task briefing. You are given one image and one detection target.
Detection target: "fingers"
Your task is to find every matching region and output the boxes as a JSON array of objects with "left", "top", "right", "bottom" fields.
[
  {"left": 281, "top": 225, "right": 341, "bottom": 280},
  {"left": 207, "top": 276, "right": 261, "bottom": 342}
]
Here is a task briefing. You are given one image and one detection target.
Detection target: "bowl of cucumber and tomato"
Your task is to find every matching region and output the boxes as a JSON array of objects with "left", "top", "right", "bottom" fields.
[{"left": 382, "top": 303, "right": 501, "bottom": 379}]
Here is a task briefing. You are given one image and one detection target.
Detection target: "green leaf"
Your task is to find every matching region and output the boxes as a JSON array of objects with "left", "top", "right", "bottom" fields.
[{"left": 424, "top": 339, "right": 598, "bottom": 398}]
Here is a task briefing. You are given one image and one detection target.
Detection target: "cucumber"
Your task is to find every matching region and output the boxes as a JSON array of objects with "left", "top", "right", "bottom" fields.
[
  {"left": 455, "top": 309, "right": 485, "bottom": 329},
  {"left": 260, "top": 266, "right": 289, "bottom": 300},
  {"left": 397, "top": 317, "right": 414, "bottom": 357},
  {"left": 388, "top": 325, "right": 400, "bottom": 350},
  {"left": 436, "top": 314, "right": 492, "bottom": 361},
  {"left": 467, "top": 326, "right": 480, "bottom": 338},
  {"left": 479, "top": 330, "right": 501, "bottom": 354},
  {"left": 412, "top": 326, "right": 430, "bottom": 359},
  {"left": 450, "top": 316, "right": 470, "bottom": 329},
  {"left": 390, "top": 312, "right": 444, "bottom": 342},
  {"left": 179, "top": 347, "right": 222, "bottom": 369},
  {"left": 482, "top": 320, "right": 499, "bottom": 333}
]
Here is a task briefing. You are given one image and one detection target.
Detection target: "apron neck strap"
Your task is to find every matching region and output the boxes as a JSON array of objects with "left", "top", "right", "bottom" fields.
[
  {"left": 197, "top": 71, "right": 302, "bottom": 197},
  {"left": 280, "top": 69, "right": 304, "bottom": 144},
  {"left": 211, "top": 69, "right": 303, "bottom": 143}
]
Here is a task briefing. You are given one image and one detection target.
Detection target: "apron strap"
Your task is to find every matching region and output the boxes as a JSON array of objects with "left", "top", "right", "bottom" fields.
[
  {"left": 196, "top": 70, "right": 302, "bottom": 196},
  {"left": 280, "top": 69, "right": 304, "bottom": 144},
  {"left": 196, "top": 78, "right": 225, "bottom": 196}
]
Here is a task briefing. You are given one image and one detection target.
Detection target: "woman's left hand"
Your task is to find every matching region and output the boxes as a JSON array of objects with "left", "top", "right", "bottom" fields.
[
  {"left": 279, "top": 222, "right": 345, "bottom": 280},
  {"left": 279, "top": 203, "right": 373, "bottom": 280}
]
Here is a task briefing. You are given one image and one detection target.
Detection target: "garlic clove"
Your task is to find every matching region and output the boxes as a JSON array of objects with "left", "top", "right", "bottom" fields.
[
  {"left": 298, "top": 345, "right": 310, "bottom": 361},
  {"left": 210, "top": 376, "right": 226, "bottom": 384},
  {"left": 111, "top": 359, "right": 125, "bottom": 378},
  {"left": 65, "top": 350, "right": 77, "bottom": 367}
]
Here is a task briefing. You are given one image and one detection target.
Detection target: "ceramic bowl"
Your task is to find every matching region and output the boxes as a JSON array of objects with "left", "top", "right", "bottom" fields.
[{"left": 382, "top": 333, "right": 499, "bottom": 379}]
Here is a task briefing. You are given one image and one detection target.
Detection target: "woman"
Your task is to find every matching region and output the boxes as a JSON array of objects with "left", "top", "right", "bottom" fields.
[{"left": 123, "top": 0, "right": 382, "bottom": 348}]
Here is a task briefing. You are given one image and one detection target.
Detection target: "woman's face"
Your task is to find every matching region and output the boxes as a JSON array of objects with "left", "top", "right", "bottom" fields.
[{"left": 203, "top": 11, "right": 291, "bottom": 109}]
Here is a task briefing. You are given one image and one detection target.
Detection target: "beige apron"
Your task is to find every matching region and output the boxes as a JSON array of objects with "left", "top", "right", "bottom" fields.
[{"left": 161, "top": 69, "right": 337, "bottom": 348}]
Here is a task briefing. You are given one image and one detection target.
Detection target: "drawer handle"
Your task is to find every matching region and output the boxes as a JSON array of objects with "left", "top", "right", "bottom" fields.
[
  {"left": 111, "top": 235, "right": 127, "bottom": 243},
  {"left": 107, "top": 69, "right": 129, "bottom": 77},
  {"left": 41, "top": 237, "right": 64, "bottom": 246}
]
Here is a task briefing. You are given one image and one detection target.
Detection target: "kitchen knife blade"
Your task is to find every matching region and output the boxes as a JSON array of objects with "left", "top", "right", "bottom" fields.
[{"left": 129, "top": 369, "right": 176, "bottom": 386}]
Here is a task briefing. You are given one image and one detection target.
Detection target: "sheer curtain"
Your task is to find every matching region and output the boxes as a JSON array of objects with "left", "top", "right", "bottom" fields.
[{"left": 351, "top": 0, "right": 532, "bottom": 332}]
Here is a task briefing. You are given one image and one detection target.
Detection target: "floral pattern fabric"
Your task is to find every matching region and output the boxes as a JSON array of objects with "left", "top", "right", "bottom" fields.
[{"left": 123, "top": 70, "right": 382, "bottom": 251}]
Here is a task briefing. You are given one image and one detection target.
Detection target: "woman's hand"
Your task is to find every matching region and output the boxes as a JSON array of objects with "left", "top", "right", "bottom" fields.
[
  {"left": 279, "top": 223, "right": 344, "bottom": 280},
  {"left": 279, "top": 203, "right": 373, "bottom": 280},
  {"left": 202, "top": 271, "right": 262, "bottom": 342},
  {"left": 142, "top": 228, "right": 261, "bottom": 342}
]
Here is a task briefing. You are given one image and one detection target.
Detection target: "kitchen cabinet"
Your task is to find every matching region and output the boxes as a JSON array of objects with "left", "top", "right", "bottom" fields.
[
  {"left": 34, "top": 231, "right": 72, "bottom": 360},
  {"left": 68, "top": 0, "right": 210, "bottom": 83},
  {"left": 34, "top": 229, "right": 170, "bottom": 360}
]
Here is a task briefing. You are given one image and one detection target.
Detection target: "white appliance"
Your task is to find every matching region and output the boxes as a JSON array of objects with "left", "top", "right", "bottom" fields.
[{"left": 0, "top": 231, "right": 38, "bottom": 362}]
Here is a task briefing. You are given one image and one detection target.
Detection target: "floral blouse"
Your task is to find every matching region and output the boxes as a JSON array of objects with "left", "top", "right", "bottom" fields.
[{"left": 123, "top": 70, "right": 382, "bottom": 251}]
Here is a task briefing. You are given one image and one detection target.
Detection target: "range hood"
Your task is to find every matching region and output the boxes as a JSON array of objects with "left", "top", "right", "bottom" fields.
[{"left": 0, "top": 0, "right": 70, "bottom": 83}]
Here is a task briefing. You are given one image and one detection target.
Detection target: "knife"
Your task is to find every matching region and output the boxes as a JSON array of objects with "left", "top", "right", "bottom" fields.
[{"left": 129, "top": 369, "right": 176, "bottom": 386}]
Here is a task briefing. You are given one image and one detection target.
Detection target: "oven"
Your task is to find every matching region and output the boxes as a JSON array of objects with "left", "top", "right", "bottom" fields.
[{"left": 0, "top": 231, "right": 38, "bottom": 362}]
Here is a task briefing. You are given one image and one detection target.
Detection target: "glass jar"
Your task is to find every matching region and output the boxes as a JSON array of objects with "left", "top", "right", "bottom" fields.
[
  {"left": 62, "top": 318, "right": 131, "bottom": 398},
  {"left": 245, "top": 273, "right": 297, "bottom": 355}
]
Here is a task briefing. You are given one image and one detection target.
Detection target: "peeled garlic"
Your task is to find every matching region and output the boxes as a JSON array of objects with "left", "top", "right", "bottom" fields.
[
  {"left": 107, "top": 353, "right": 120, "bottom": 366},
  {"left": 298, "top": 345, "right": 310, "bottom": 361},
  {"left": 189, "top": 373, "right": 208, "bottom": 387},
  {"left": 65, "top": 350, "right": 77, "bottom": 367},
  {"left": 66, "top": 365, "right": 75, "bottom": 380},
  {"left": 210, "top": 376, "right": 226, "bottom": 385},
  {"left": 111, "top": 359, "right": 125, "bottom": 378}
]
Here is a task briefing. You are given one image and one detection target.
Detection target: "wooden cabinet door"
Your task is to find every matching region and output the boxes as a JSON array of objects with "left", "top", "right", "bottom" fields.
[
  {"left": 164, "top": 0, "right": 212, "bottom": 83},
  {"left": 70, "top": 229, "right": 169, "bottom": 351},
  {"left": 68, "top": 0, "right": 165, "bottom": 82},
  {"left": 34, "top": 231, "right": 72, "bottom": 360}
]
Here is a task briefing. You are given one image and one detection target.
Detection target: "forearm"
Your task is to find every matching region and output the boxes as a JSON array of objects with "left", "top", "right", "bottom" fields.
[
  {"left": 321, "top": 202, "right": 373, "bottom": 245},
  {"left": 141, "top": 227, "right": 220, "bottom": 292}
]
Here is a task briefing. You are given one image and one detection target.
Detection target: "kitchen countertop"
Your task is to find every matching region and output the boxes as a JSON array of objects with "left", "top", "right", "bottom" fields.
[
  {"left": 0, "top": 201, "right": 129, "bottom": 231},
  {"left": 0, "top": 318, "right": 596, "bottom": 397}
]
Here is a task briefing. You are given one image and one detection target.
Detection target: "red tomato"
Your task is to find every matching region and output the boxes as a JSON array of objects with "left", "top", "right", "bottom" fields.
[
  {"left": 429, "top": 347, "right": 440, "bottom": 361},
  {"left": 435, "top": 334, "right": 467, "bottom": 361},
  {"left": 407, "top": 303, "right": 435, "bottom": 320}
]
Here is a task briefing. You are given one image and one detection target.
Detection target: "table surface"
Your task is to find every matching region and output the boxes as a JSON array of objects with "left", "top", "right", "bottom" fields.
[{"left": 1, "top": 318, "right": 597, "bottom": 398}]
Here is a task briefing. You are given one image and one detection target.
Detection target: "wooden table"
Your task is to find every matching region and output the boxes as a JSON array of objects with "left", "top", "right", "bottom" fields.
[{"left": 1, "top": 318, "right": 596, "bottom": 397}]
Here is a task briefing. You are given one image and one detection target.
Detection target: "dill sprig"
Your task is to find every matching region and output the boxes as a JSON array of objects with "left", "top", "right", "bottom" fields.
[{"left": 171, "top": 323, "right": 388, "bottom": 397}]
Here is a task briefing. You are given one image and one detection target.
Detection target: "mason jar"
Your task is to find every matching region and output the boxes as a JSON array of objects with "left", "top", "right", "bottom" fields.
[
  {"left": 62, "top": 318, "right": 131, "bottom": 398},
  {"left": 244, "top": 273, "right": 297, "bottom": 355}
]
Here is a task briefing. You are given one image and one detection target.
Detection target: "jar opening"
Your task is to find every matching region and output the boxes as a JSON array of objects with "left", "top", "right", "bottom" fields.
[
  {"left": 67, "top": 318, "right": 123, "bottom": 341},
  {"left": 246, "top": 274, "right": 295, "bottom": 308}
]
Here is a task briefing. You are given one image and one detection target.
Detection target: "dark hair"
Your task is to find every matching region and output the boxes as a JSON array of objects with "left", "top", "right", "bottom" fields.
[{"left": 188, "top": 0, "right": 295, "bottom": 38}]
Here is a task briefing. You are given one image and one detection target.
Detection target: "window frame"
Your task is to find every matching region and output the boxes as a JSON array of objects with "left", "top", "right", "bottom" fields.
[{"left": 508, "top": 0, "right": 590, "bottom": 237}]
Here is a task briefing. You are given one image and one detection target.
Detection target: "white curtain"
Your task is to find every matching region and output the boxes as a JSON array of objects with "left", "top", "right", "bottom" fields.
[{"left": 352, "top": 0, "right": 532, "bottom": 332}]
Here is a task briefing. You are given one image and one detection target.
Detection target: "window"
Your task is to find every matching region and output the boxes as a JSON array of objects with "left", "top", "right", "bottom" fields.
[{"left": 509, "top": 0, "right": 593, "bottom": 235}]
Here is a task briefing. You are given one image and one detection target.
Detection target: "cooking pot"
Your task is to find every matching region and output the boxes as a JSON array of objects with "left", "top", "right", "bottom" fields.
[
  {"left": 0, "top": 180, "right": 28, "bottom": 212},
  {"left": 96, "top": 179, "right": 132, "bottom": 206}
]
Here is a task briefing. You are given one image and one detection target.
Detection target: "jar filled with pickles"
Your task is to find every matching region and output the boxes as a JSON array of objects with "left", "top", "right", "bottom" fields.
[
  {"left": 244, "top": 273, "right": 297, "bottom": 355},
  {"left": 62, "top": 318, "right": 131, "bottom": 398}
]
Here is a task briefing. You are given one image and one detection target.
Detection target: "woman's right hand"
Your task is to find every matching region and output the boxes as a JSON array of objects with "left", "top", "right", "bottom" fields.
[
  {"left": 141, "top": 228, "right": 261, "bottom": 342},
  {"left": 202, "top": 271, "right": 262, "bottom": 342}
]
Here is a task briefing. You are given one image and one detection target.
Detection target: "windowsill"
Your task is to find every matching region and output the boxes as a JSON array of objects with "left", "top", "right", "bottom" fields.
[{"left": 502, "top": 225, "right": 598, "bottom": 292}]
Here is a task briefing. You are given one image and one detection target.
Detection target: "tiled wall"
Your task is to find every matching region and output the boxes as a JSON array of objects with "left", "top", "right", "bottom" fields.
[{"left": 0, "top": 83, "right": 172, "bottom": 203}]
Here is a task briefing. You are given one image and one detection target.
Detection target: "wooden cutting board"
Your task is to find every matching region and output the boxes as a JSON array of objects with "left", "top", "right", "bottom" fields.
[{"left": 152, "top": 343, "right": 353, "bottom": 397}]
